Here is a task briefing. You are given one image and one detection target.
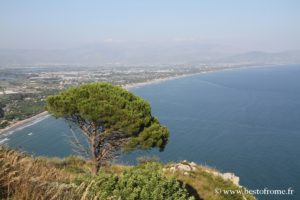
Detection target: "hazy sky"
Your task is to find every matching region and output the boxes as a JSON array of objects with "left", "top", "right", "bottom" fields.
[{"left": 1, "top": 0, "right": 299, "bottom": 51}]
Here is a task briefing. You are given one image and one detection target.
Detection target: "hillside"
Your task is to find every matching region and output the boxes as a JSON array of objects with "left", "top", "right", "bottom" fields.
[
  {"left": 0, "top": 43, "right": 236, "bottom": 65},
  {"left": 0, "top": 147, "right": 255, "bottom": 200},
  {"left": 1, "top": 45, "right": 299, "bottom": 66},
  {"left": 215, "top": 50, "right": 300, "bottom": 65}
]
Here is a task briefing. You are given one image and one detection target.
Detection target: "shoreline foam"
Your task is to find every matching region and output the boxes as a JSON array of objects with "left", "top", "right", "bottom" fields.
[{"left": 0, "top": 111, "right": 50, "bottom": 136}]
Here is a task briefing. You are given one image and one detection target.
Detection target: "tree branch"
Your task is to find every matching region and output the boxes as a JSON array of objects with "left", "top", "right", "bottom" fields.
[{"left": 68, "top": 127, "right": 90, "bottom": 158}]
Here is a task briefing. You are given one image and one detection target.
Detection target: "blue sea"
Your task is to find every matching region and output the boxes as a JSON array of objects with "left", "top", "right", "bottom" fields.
[{"left": 1, "top": 65, "right": 300, "bottom": 199}]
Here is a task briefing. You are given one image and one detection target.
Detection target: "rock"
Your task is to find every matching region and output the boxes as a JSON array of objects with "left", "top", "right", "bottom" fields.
[
  {"left": 169, "top": 166, "right": 176, "bottom": 173},
  {"left": 177, "top": 163, "right": 192, "bottom": 171},
  {"left": 163, "top": 161, "right": 241, "bottom": 187},
  {"left": 222, "top": 173, "right": 240, "bottom": 186},
  {"left": 190, "top": 162, "right": 197, "bottom": 170},
  {"left": 204, "top": 169, "right": 240, "bottom": 186},
  {"left": 163, "top": 161, "right": 197, "bottom": 174}
]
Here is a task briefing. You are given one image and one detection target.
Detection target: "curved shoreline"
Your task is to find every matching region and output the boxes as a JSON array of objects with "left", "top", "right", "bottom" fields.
[
  {"left": 122, "top": 73, "right": 202, "bottom": 90},
  {"left": 0, "top": 111, "right": 49, "bottom": 135},
  {"left": 0, "top": 73, "right": 200, "bottom": 136},
  {"left": 122, "top": 65, "right": 261, "bottom": 90},
  {"left": 0, "top": 64, "right": 261, "bottom": 135}
]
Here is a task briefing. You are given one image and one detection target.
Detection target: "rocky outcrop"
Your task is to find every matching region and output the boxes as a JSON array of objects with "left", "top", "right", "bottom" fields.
[
  {"left": 165, "top": 161, "right": 197, "bottom": 173},
  {"left": 204, "top": 169, "right": 240, "bottom": 186},
  {"left": 163, "top": 160, "right": 240, "bottom": 187}
]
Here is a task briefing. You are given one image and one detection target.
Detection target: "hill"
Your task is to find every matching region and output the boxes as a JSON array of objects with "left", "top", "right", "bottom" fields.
[
  {"left": 0, "top": 147, "right": 255, "bottom": 200},
  {"left": 0, "top": 42, "right": 235, "bottom": 66},
  {"left": 215, "top": 50, "right": 300, "bottom": 65},
  {"left": 0, "top": 43, "right": 299, "bottom": 66}
]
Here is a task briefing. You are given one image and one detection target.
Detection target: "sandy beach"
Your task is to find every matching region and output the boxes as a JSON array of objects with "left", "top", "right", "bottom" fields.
[
  {"left": 122, "top": 72, "right": 204, "bottom": 90},
  {"left": 0, "top": 111, "right": 49, "bottom": 135},
  {"left": 121, "top": 66, "right": 248, "bottom": 90}
]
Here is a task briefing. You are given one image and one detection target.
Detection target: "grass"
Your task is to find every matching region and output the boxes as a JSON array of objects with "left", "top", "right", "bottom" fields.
[
  {"left": 0, "top": 147, "right": 80, "bottom": 199},
  {"left": 0, "top": 147, "right": 256, "bottom": 200},
  {"left": 164, "top": 164, "right": 256, "bottom": 200}
]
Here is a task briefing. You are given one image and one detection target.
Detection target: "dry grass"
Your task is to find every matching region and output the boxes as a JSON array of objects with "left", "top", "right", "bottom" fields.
[
  {"left": 164, "top": 163, "right": 256, "bottom": 200},
  {"left": 0, "top": 147, "right": 85, "bottom": 200},
  {"left": 0, "top": 147, "right": 130, "bottom": 200},
  {"left": 0, "top": 147, "right": 256, "bottom": 200}
]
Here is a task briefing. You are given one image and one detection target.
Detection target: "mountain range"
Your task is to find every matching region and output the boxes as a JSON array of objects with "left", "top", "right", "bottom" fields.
[{"left": 0, "top": 42, "right": 299, "bottom": 66}]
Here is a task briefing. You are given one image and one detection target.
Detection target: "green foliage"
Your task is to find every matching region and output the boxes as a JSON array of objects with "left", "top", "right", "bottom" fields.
[
  {"left": 168, "top": 165, "right": 256, "bottom": 200},
  {"left": 46, "top": 82, "right": 169, "bottom": 151},
  {"left": 77, "top": 163, "right": 195, "bottom": 200},
  {"left": 41, "top": 155, "right": 89, "bottom": 174},
  {"left": 0, "top": 90, "right": 57, "bottom": 122},
  {"left": 0, "top": 120, "right": 9, "bottom": 128},
  {"left": 137, "top": 155, "right": 160, "bottom": 164},
  {"left": 0, "top": 108, "right": 4, "bottom": 119},
  {"left": 1, "top": 148, "right": 256, "bottom": 200}
]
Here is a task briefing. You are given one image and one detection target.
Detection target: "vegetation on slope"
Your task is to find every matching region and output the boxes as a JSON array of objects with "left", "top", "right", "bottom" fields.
[
  {"left": 0, "top": 147, "right": 255, "bottom": 200},
  {"left": 0, "top": 90, "right": 58, "bottom": 128}
]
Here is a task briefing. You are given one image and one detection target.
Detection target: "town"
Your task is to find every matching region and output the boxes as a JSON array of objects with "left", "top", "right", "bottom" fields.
[{"left": 0, "top": 64, "right": 233, "bottom": 129}]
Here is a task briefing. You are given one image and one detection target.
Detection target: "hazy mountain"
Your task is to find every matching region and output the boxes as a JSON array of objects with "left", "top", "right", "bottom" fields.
[
  {"left": 215, "top": 50, "right": 300, "bottom": 65},
  {"left": 0, "top": 42, "right": 299, "bottom": 66},
  {"left": 0, "top": 42, "right": 238, "bottom": 66}
]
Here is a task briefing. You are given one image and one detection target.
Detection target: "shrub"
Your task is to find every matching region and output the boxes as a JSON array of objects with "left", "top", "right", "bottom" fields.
[
  {"left": 78, "top": 163, "right": 195, "bottom": 200},
  {"left": 137, "top": 155, "right": 160, "bottom": 164}
]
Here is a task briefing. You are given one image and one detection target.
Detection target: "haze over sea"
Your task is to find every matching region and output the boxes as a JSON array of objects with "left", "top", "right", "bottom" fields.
[{"left": 1, "top": 65, "right": 300, "bottom": 199}]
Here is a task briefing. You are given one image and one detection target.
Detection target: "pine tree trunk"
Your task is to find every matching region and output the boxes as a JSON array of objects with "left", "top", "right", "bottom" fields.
[
  {"left": 92, "top": 161, "right": 100, "bottom": 175},
  {"left": 91, "top": 129, "right": 99, "bottom": 175}
]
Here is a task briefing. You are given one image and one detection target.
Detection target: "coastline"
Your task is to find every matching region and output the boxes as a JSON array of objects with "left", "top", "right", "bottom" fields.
[
  {"left": 0, "top": 73, "right": 202, "bottom": 136},
  {"left": 0, "top": 65, "right": 254, "bottom": 135},
  {"left": 0, "top": 111, "right": 49, "bottom": 135},
  {"left": 121, "top": 65, "right": 257, "bottom": 90},
  {"left": 122, "top": 72, "right": 202, "bottom": 90}
]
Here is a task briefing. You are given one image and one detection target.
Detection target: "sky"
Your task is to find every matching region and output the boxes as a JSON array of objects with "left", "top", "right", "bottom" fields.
[{"left": 0, "top": 0, "right": 299, "bottom": 52}]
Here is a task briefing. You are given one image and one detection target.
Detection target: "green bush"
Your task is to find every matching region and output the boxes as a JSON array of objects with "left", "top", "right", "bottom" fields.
[
  {"left": 0, "top": 120, "right": 9, "bottom": 128},
  {"left": 78, "top": 163, "right": 195, "bottom": 200}
]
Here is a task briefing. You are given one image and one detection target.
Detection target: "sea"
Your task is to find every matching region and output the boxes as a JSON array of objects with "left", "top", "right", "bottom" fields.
[{"left": 1, "top": 64, "right": 299, "bottom": 199}]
